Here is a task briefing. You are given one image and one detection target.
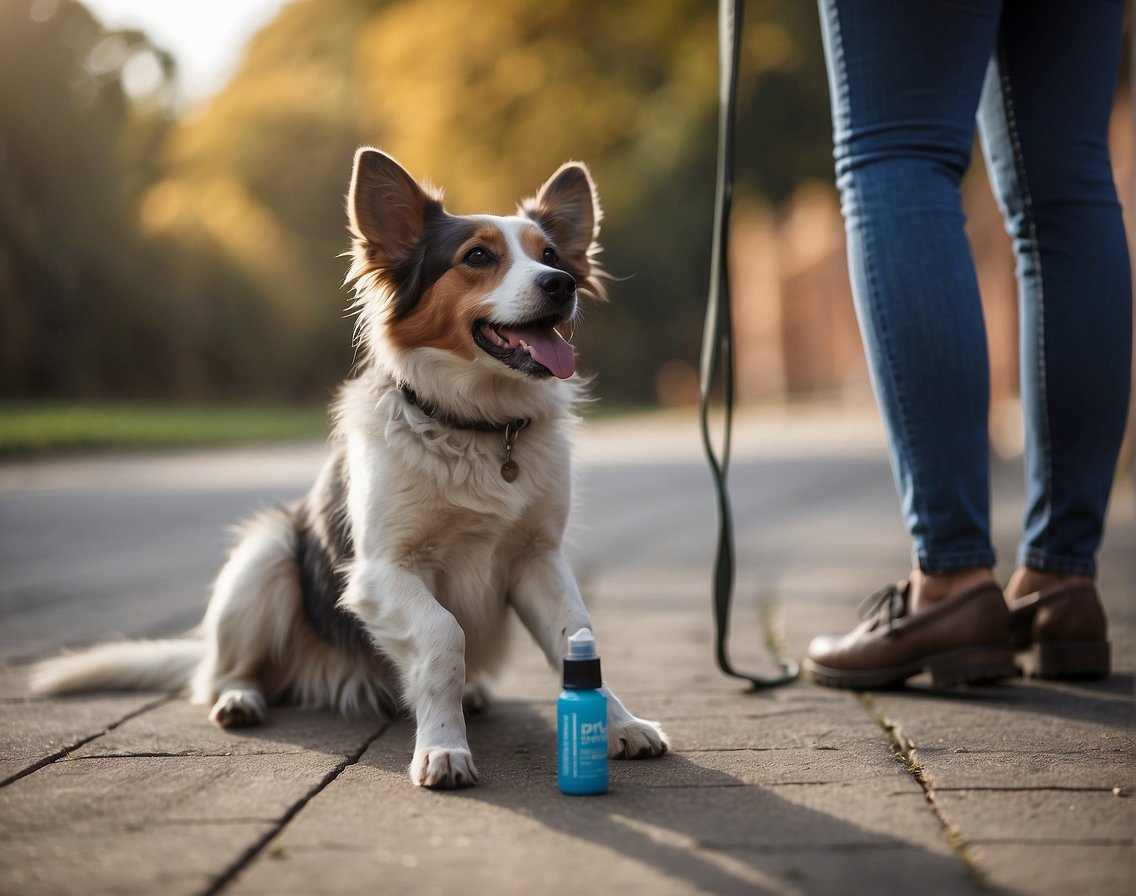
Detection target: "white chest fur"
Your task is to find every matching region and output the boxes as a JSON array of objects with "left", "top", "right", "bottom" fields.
[{"left": 337, "top": 379, "right": 575, "bottom": 674}]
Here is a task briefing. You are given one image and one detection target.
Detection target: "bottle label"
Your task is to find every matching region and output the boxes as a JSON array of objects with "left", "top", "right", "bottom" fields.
[{"left": 562, "top": 712, "right": 607, "bottom": 781}]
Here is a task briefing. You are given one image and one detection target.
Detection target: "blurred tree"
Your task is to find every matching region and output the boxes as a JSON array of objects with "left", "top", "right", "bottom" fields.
[
  {"left": 0, "top": 0, "right": 176, "bottom": 397},
  {"left": 135, "top": 0, "right": 385, "bottom": 400},
  {"left": 3, "top": 0, "right": 832, "bottom": 404}
]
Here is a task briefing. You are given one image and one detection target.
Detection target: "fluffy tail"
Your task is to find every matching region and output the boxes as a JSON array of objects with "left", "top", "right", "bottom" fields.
[{"left": 28, "top": 639, "right": 205, "bottom": 696}]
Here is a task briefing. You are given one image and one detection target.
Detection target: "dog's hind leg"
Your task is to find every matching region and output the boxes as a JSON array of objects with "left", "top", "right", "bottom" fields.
[
  {"left": 190, "top": 509, "right": 300, "bottom": 729},
  {"left": 462, "top": 679, "right": 492, "bottom": 717}
]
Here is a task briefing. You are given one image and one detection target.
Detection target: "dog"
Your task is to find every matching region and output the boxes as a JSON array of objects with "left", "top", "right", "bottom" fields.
[{"left": 30, "top": 149, "right": 669, "bottom": 788}]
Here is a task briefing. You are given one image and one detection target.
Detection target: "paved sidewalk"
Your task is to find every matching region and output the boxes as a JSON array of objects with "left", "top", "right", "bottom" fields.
[{"left": 0, "top": 408, "right": 1133, "bottom": 895}]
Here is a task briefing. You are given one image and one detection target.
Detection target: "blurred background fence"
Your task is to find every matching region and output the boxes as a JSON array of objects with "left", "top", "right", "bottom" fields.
[{"left": 1, "top": 0, "right": 1132, "bottom": 442}]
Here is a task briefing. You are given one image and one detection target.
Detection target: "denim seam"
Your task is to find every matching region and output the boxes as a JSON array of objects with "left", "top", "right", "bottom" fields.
[
  {"left": 916, "top": 549, "right": 998, "bottom": 576},
  {"left": 994, "top": 33, "right": 1053, "bottom": 565},
  {"left": 827, "top": 0, "right": 929, "bottom": 569},
  {"left": 826, "top": 0, "right": 851, "bottom": 174},
  {"left": 1019, "top": 548, "right": 1095, "bottom": 578}
]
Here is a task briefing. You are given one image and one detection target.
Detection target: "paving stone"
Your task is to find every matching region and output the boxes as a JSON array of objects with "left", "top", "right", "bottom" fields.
[
  {"left": 915, "top": 749, "right": 1134, "bottom": 791},
  {"left": 0, "top": 683, "right": 161, "bottom": 784},
  {"left": 870, "top": 684, "right": 1135, "bottom": 792},
  {"left": 872, "top": 683, "right": 1134, "bottom": 754},
  {"left": 437, "top": 697, "right": 912, "bottom": 791},
  {"left": 968, "top": 843, "right": 1135, "bottom": 896},
  {"left": 78, "top": 698, "right": 385, "bottom": 759},
  {"left": 0, "top": 747, "right": 364, "bottom": 896},
  {"left": 228, "top": 719, "right": 972, "bottom": 896},
  {"left": 628, "top": 689, "right": 886, "bottom": 753},
  {"left": 1, "top": 753, "right": 340, "bottom": 835},
  {"left": 0, "top": 698, "right": 382, "bottom": 895},
  {"left": 935, "top": 788, "right": 1136, "bottom": 843},
  {"left": 1, "top": 821, "right": 275, "bottom": 896}
]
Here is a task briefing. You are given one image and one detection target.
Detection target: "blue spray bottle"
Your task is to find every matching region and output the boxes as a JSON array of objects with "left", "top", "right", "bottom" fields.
[{"left": 558, "top": 628, "right": 608, "bottom": 795}]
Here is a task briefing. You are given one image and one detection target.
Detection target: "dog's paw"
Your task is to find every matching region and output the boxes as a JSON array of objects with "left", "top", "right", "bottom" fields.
[
  {"left": 462, "top": 681, "right": 492, "bottom": 717},
  {"left": 209, "top": 689, "right": 266, "bottom": 728},
  {"left": 609, "top": 717, "right": 669, "bottom": 760},
  {"left": 410, "top": 747, "right": 479, "bottom": 789}
]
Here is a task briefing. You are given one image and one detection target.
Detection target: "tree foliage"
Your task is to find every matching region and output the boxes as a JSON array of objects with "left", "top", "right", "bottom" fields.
[
  {"left": 2, "top": 0, "right": 832, "bottom": 403},
  {"left": 1, "top": 0, "right": 173, "bottom": 396}
]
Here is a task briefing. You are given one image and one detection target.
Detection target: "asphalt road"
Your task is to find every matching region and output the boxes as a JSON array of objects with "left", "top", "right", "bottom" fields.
[{"left": 4, "top": 406, "right": 1121, "bottom": 666}]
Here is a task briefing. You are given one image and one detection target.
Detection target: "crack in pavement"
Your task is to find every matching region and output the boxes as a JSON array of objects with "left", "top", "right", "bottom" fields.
[
  {"left": 858, "top": 693, "right": 993, "bottom": 892},
  {"left": 72, "top": 750, "right": 317, "bottom": 760},
  {"left": 965, "top": 837, "right": 1135, "bottom": 847},
  {"left": 199, "top": 723, "right": 390, "bottom": 896},
  {"left": 0, "top": 694, "right": 174, "bottom": 788},
  {"left": 677, "top": 744, "right": 860, "bottom": 754},
  {"left": 935, "top": 785, "right": 1129, "bottom": 793}
]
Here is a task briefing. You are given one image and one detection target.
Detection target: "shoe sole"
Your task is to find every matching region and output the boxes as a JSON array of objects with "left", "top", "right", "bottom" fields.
[
  {"left": 1017, "top": 640, "right": 1110, "bottom": 681},
  {"left": 804, "top": 644, "right": 1017, "bottom": 690}
]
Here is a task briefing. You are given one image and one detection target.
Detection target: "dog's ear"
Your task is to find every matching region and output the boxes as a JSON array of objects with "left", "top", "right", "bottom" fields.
[
  {"left": 348, "top": 148, "right": 442, "bottom": 268},
  {"left": 522, "top": 162, "right": 607, "bottom": 301}
]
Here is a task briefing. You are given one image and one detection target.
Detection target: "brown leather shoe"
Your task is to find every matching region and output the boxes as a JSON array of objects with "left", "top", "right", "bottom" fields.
[
  {"left": 1005, "top": 582, "right": 1110, "bottom": 680},
  {"left": 805, "top": 581, "right": 1015, "bottom": 689}
]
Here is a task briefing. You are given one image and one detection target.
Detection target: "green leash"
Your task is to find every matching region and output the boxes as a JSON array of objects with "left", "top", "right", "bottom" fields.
[{"left": 698, "top": 0, "right": 800, "bottom": 690}]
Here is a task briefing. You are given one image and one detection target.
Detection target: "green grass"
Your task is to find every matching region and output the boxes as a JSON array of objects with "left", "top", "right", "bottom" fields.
[
  {"left": 0, "top": 398, "right": 660, "bottom": 457},
  {"left": 0, "top": 402, "right": 330, "bottom": 457}
]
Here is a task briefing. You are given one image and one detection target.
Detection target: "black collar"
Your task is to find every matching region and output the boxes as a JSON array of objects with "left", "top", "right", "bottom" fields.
[{"left": 400, "top": 385, "right": 530, "bottom": 434}]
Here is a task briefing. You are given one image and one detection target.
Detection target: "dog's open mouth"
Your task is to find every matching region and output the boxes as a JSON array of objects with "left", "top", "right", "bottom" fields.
[{"left": 473, "top": 317, "right": 576, "bottom": 379}]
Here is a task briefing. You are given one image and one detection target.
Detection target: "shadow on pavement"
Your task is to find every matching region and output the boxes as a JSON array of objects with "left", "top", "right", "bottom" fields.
[{"left": 353, "top": 699, "right": 982, "bottom": 896}]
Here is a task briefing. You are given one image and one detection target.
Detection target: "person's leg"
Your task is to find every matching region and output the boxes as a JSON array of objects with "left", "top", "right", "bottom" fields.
[
  {"left": 817, "top": 0, "right": 1003, "bottom": 595},
  {"left": 977, "top": 0, "right": 1131, "bottom": 586},
  {"left": 976, "top": 0, "right": 1129, "bottom": 679},
  {"left": 807, "top": 0, "right": 1014, "bottom": 688}
]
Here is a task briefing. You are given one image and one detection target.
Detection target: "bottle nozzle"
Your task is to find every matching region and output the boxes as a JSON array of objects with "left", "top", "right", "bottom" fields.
[
  {"left": 563, "top": 628, "right": 602, "bottom": 689},
  {"left": 566, "top": 627, "right": 597, "bottom": 661}
]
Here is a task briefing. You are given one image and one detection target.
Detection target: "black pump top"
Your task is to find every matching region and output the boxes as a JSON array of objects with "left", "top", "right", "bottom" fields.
[{"left": 563, "top": 627, "right": 603, "bottom": 689}]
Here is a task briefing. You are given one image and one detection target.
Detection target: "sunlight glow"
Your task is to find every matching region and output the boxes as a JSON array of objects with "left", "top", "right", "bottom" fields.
[{"left": 79, "top": 0, "right": 293, "bottom": 104}]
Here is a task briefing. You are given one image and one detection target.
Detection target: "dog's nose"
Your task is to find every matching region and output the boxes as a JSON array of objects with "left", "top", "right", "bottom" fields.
[{"left": 537, "top": 270, "right": 576, "bottom": 305}]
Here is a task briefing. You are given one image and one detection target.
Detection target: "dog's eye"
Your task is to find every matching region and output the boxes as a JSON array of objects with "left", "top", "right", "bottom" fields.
[
  {"left": 463, "top": 247, "right": 492, "bottom": 267},
  {"left": 543, "top": 247, "right": 559, "bottom": 267}
]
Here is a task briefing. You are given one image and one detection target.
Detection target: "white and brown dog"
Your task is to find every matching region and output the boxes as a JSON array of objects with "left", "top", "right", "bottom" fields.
[{"left": 31, "top": 149, "right": 668, "bottom": 788}]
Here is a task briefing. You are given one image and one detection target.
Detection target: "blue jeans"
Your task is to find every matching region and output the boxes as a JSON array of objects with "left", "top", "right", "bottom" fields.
[{"left": 817, "top": 0, "right": 1131, "bottom": 576}]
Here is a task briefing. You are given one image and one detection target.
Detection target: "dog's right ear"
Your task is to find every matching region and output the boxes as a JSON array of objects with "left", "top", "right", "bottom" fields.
[{"left": 348, "top": 148, "right": 442, "bottom": 269}]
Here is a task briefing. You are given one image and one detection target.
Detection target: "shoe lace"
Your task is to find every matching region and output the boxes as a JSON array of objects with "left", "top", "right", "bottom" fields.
[{"left": 857, "top": 583, "right": 909, "bottom": 635}]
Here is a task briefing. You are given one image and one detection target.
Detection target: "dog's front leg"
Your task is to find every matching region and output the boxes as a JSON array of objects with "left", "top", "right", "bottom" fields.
[
  {"left": 510, "top": 549, "right": 669, "bottom": 759},
  {"left": 342, "top": 559, "right": 477, "bottom": 789}
]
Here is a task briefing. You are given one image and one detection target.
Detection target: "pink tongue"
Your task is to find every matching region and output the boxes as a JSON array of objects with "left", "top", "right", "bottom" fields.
[{"left": 504, "top": 324, "right": 576, "bottom": 379}]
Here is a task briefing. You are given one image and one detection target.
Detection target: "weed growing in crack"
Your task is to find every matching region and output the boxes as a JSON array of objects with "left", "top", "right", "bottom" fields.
[{"left": 856, "top": 692, "right": 993, "bottom": 891}]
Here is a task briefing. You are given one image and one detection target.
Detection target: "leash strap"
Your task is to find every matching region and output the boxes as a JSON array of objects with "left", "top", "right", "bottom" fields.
[{"left": 698, "top": 0, "right": 799, "bottom": 689}]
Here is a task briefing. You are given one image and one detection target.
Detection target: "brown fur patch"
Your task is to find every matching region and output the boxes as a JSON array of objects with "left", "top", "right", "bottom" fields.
[
  {"left": 385, "top": 225, "right": 510, "bottom": 357},
  {"left": 518, "top": 224, "right": 552, "bottom": 264}
]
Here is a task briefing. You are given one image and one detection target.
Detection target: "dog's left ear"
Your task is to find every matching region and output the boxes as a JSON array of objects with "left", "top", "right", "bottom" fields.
[{"left": 522, "top": 162, "right": 607, "bottom": 301}]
